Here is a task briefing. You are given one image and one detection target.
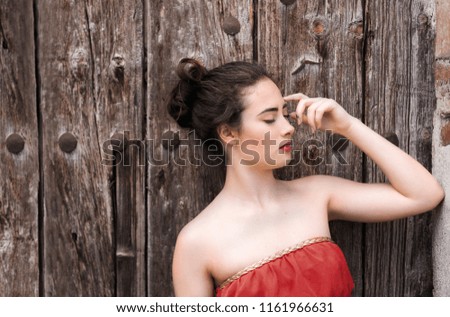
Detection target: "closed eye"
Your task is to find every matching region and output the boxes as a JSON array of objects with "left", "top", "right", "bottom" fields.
[
  {"left": 259, "top": 103, "right": 290, "bottom": 123},
  {"left": 264, "top": 114, "right": 289, "bottom": 124}
]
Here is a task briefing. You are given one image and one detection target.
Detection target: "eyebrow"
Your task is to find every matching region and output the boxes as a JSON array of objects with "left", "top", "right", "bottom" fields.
[{"left": 257, "top": 103, "right": 288, "bottom": 116}]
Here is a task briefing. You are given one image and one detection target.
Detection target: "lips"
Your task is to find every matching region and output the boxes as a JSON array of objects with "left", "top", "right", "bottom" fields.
[
  {"left": 279, "top": 140, "right": 292, "bottom": 149},
  {"left": 280, "top": 140, "right": 292, "bottom": 151}
]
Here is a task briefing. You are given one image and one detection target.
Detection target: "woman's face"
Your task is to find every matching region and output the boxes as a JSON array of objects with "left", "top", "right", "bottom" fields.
[{"left": 233, "top": 78, "right": 295, "bottom": 169}]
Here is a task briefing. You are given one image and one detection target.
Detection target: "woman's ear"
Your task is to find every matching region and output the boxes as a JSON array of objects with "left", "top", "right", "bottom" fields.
[{"left": 217, "top": 124, "right": 238, "bottom": 146}]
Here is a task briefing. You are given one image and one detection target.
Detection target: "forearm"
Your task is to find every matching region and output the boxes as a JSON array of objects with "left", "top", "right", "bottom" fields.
[{"left": 343, "top": 117, "right": 445, "bottom": 204}]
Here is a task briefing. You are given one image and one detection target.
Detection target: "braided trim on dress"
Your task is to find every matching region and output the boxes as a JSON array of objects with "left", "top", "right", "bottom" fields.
[{"left": 218, "top": 236, "right": 334, "bottom": 290}]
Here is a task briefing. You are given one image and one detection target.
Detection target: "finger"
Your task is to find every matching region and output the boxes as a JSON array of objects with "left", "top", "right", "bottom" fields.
[
  {"left": 307, "top": 100, "right": 330, "bottom": 132},
  {"left": 315, "top": 108, "right": 324, "bottom": 130},
  {"left": 296, "top": 98, "right": 323, "bottom": 125},
  {"left": 314, "top": 101, "right": 330, "bottom": 130},
  {"left": 289, "top": 111, "right": 308, "bottom": 124},
  {"left": 296, "top": 99, "right": 308, "bottom": 125},
  {"left": 283, "top": 93, "right": 309, "bottom": 101},
  {"left": 306, "top": 102, "right": 322, "bottom": 131}
]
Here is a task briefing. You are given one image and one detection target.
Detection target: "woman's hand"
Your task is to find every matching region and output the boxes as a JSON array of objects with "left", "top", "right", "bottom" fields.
[
  {"left": 283, "top": 93, "right": 355, "bottom": 135},
  {"left": 283, "top": 94, "right": 445, "bottom": 224}
]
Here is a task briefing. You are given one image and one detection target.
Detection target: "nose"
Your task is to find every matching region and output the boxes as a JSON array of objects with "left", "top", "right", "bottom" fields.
[{"left": 281, "top": 115, "right": 295, "bottom": 137}]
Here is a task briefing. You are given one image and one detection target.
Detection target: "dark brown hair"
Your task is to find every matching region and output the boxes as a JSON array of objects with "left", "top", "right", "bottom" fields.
[{"left": 167, "top": 58, "right": 270, "bottom": 158}]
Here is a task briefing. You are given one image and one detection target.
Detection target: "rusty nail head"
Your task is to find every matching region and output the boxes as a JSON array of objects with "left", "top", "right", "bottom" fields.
[
  {"left": 6, "top": 133, "right": 25, "bottom": 154},
  {"left": 348, "top": 20, "right": 364, "bottom": 38},
  {"left": 421, "top": 128, "right": 431, "bottom": 141},
  {"left": 112, "top": 54, "right": 125, "bottom": 66},
  {"left": 417, "top": 13, "right": 428, "bottom": 25},
  {"left": 309, "top": 17, "right": 329, "bottom": 39},
  {"left": 112, "top": 55, "right": 125, "bottom": 71},
  {"left": 312, "top": 19, "right": 325, "bottom": 34},
  {"left": 109, "top": 54, "right": 125, "bottom": 84},
  {"left": 59, "top": 132, "right": 78, "bottom": 153},
  {"left": 162, "top": 131, "right": 180, "bottom": 150},
  {"left": 223, "top": 16, "right": 241, "bottom": 35}
]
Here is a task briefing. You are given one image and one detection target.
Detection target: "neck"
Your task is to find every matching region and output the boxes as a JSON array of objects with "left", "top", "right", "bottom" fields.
[{"left": 221, "top": 162, "right": 281, "bottom": 209}]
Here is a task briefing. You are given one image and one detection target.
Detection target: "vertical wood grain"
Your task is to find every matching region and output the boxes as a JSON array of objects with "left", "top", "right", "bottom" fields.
[
  {"left": 37, "top": 0, "right": 145, "bottom": 296},
  {"left": 146, "top": 0, "right": 253, "bottom": 296},
  {"left": 404, "top": 0, "right": 435, "bottom": 297},
  {"left": 258, "top": 0, "right": 365, "bottom": 296},
  {"left": 84, "top": 0, "right": 145, "bottom": 296},
  {"left": 37, "top": 0, "right": 114, "bottom": 295},
  {"left": 364, "top": 0, "right": 435, "bottom": 296},
  {"left": 0, "top": 0, "right": 39, "bottom": 296}
]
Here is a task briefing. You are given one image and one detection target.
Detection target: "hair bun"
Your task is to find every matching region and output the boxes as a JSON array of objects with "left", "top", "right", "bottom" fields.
[
  {"left": 177, "top": 58, "right": 208, "bottom": 83},
  {"left": 167, "top": 58, "right": 208, "bottom": 129}
]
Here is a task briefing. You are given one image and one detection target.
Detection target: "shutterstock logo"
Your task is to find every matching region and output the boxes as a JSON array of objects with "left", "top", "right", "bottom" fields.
[{"left": 101, "top": 130, "right": 349, "bottom": 167}]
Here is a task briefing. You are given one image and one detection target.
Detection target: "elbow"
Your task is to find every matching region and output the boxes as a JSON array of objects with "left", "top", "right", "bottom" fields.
[
  {"left": 435, "top": 185, "right": 446, "bottom": 207},
  {"left": 410, "top": 183, "right": 446, "bottom": 214},
  {"left": 422, "top": 184, "right": 446, "bottom": 211}
]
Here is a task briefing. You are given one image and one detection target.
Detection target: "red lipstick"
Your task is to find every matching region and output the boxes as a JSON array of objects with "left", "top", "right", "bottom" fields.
[{"left": 279, "top": 140, "right": 292, "bottom": 152}]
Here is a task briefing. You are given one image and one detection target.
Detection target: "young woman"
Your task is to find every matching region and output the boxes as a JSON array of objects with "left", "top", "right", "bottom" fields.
[{"left": 167, "top": 58, "right": 445, "bottom": 297}]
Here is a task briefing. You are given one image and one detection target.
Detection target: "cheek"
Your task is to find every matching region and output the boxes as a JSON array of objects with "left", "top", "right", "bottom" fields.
[
  {"left": 240, "top": 121, "right": 272, "bottom": 138},
  {"left": 238, "top": 120, "right": 278, "bottom": 150}
]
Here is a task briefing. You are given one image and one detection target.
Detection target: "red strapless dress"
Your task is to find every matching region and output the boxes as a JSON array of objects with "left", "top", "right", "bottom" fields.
[{"left": 215, "top": 237, "right": 354, "bottom": 297}]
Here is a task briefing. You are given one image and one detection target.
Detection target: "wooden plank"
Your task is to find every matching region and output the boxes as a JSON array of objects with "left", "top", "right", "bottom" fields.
[
  {"left": 403, "top": 0, "right": 435, "bottom": 297},
  {"left": 37, "top": 0, "right": 119, "bottom": 295},
  {"left": 363, "top": 0, "right": 435, "bottom": 296},
  {"left": 146, "top": 0, "right": 253, "bottom": 296},
  {"left": 85, "top": 0, "right": 145, "bottom": 296},
  {"left": 0, "top": 0, "right": 39, "bottom": 296},
  {"left": 260, "top": 0, "right": 364, "bottom": 296}
]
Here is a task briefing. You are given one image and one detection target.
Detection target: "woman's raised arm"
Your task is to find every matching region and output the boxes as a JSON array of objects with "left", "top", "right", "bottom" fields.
[{"left": 284, "top": 94, "right": 445, "bottom": 222}]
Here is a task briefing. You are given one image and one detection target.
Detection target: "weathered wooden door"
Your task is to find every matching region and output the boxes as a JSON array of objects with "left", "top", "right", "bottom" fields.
[{"left": 0, "top": 0, "right": 436, "bottom": 296}]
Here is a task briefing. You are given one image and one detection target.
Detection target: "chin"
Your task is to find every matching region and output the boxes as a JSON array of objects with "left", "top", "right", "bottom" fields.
[
  {"left": 236, "top": 150, "right": 293, "bottom": 169},
  {"left": 264, "top": 157, "right": 293, "bottom": 170}
]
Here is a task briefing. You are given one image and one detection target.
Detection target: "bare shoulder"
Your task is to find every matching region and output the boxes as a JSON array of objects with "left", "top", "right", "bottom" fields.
[
  {"left": 172, "top": 205, "right": 221, "bottom": 296},
  {"left": 287, "top": 174, "right": 335, "bottom": 197},
  {"left": 174, "top": 206, "right": 218, "bottom": 264},
  {"left": 290, "top": 174, "right": 330, "bottom": 185},
  {"left": 175, "top": 219, "right": 206, "bottom": 254},
  {"left": 174, "top": 195, "right": 231, "bottom": 259},
  {"left": 286, "top": 174, "right": 350, "bottom": 218}
]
